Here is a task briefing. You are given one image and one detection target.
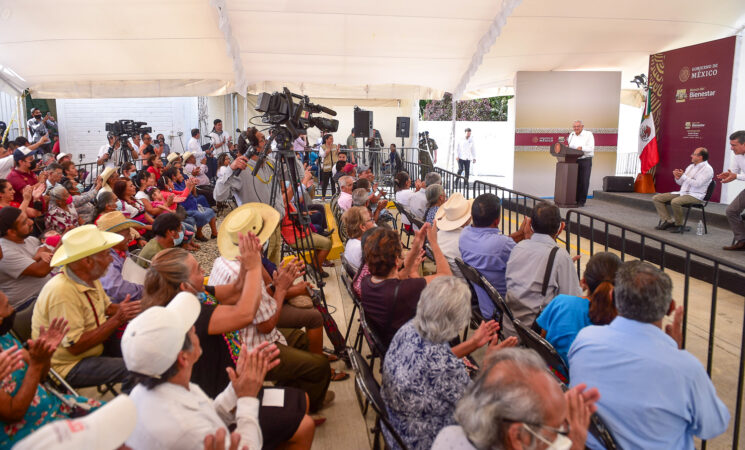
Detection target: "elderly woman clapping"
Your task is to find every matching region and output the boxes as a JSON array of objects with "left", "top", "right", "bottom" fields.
[
  {"left": 381, "top": 276, "right": 518, "bottom": 450},
  {"left": 45, "top": 185, "right": 82, "bottom": 234},
  {"left": 424, "top": 184, "right": 446, "bottom": 224}
]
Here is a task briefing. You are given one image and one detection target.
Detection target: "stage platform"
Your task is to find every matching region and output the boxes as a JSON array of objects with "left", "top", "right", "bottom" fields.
[{"left": 540, "top": 190, "right": 745, "bottom": 295}]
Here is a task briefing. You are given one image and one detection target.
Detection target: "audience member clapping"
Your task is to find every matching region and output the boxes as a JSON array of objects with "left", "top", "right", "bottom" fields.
[
  {"left": 382, "top": 276, "right": 517, "bottom": 449},
  {"left": 360, "top": 223, "right": 451, "bottom": 347},
  {"left": 0, "top": 290, "right": 108, "bottom": 447},
  {"left": 424, "top": 183, "right": 447, "bottom": 224},
  {"left": 45, "top": 185, "right": 81, "bottom": 234},
  {"left": 341, "top": 206, "right": 375, "bottom": 270},
  {"left": 432, "top": 348, "right": 598, "bottom": 450},
  {"left": 536, "top": 252, "right": 620, "bottom": 364},
  {"left": 569, "top": 260, "right": 730, "bottom": 449}
]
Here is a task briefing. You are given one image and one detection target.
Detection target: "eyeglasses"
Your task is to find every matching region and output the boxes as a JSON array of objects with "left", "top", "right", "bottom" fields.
[{"left": 502, "top": 418, "right": 570, "bottom": 437}]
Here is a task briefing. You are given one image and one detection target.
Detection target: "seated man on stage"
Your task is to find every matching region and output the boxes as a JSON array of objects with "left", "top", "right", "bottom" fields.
[
  {"left": 653, "top": 147, "right": 713, "bottom": 233},
  {"left": 717, "top": 130, "right": 745, "bottom": 250},
  {"left": 567, "top": 120, "right": 594, "bottom": 206}
]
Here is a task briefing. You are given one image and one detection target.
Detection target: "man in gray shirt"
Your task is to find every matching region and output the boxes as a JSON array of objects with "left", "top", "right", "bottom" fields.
[
  {"left": 214, "top": 127, "right": 286, "bottom": 265},
  {"left": 0, "top": 207, "right": 53, "bottom": 310},
  {"left": 505, "top": 201, "right": 581, "bottom": 336}
]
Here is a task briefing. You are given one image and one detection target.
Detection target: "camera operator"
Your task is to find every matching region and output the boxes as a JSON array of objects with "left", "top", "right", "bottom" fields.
[
  {"left": 214, "top": 127, "right": 287, "bottom": 265},
  {"left": 97, "top": 133, "right": 138, "bottom": 169},
  {"left": 366, "top": 128, "right": 384, "bottom": 174}
]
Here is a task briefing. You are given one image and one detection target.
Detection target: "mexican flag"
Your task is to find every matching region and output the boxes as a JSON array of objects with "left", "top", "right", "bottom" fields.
[{"left": 638, "top": 88, "right": 659, "bottom": 174}]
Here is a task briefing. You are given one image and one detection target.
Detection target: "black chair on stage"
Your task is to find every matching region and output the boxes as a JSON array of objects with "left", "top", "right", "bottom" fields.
[
  {"left": 454, "top": 258, "right": 515, "bottom": 338},
  {"left": 659, "top": 179, "right": 716, "bottom": 234},
  {"left": 512, "top": 318, "right": 569, "bottom": 382},
  {"left": 349, "top": 347, "right": 410, "bottom": 450}
]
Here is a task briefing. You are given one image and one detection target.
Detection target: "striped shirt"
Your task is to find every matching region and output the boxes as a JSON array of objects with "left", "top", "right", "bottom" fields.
[{"left": 209, "top": 257, "right": 286, "bottom": 348}]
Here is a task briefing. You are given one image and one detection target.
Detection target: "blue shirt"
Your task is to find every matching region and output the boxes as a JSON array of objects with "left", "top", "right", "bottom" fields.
[
  {"left": 569, "top": 317, "right": 730, "bottom": 449},
  {"left": 382, "top": 322, "right": 470, "bottom": 450},
  {"left": 535, "top": 294, "right": 590, "bottom": 364},
  {"left": 173, "top": 180, "right": 198, "bottom": 211},
  {"left": 458, "top": 226, "right": 515, "bottom": 318},
  {"left": 99, "top": 249, "right": 144, "bottom": 303}
]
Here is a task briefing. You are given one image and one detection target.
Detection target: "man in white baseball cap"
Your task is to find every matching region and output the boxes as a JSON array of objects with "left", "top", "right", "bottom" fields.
[
  {"left": 123, "top": 292, "right": 279, "bottom": 450},
  {"left": 14, "top": 395, "right": 137, "bottom": 450}
]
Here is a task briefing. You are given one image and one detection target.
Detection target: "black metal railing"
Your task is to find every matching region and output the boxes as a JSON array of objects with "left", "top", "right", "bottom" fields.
[
  {"left": 472, "top": 180, "right": 544, "bottom": 234},
  {"left": 562, "top": 209, "right": 745, "bottom": 449}
]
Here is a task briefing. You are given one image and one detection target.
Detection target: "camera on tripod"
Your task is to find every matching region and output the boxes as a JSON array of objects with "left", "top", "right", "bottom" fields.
[
  {"left": 104, "top": 120, "right": 152, "bottom": 161},
  {"left": 256, "top": 89, "right": 339, "bottom": 138}
]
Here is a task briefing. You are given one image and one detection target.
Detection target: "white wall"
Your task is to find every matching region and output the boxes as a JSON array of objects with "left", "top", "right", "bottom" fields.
[
  {"left": 419, "top": 97, "right": 516, "bottom": 188},
  {"left": 57, "top": 97, "right": 198, "bottom": 162},
  {"left": 0, "top": 90, "right": 24, "bottom": 141},
  {"left": 723, "top": 34, "right": 745, "bottom": 204}
]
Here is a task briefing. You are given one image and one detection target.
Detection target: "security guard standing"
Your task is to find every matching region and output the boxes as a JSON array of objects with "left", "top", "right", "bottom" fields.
[{"left": 418, "top": 131, "right": 438, "bottom": 180}]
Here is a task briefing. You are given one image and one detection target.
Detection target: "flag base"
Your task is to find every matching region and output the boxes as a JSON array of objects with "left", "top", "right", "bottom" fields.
[{"left": 634, "top": 173, "right": 655, "bottom": 193}]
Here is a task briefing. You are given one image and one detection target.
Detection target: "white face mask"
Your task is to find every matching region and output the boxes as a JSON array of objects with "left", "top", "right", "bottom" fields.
[{"left": 522, "top": 424, "right": 572, "bottom": 450}]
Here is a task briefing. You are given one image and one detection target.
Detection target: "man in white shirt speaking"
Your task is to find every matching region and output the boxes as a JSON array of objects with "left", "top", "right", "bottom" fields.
[
  {"left": 456, "top": 128, "right": 476, "bottom": 182},
  {"left": 652, "top": 147, "right": 713, "bottom": 233},
  {"left": 567, "top": 120, "right": 595, "bottom": 206}
]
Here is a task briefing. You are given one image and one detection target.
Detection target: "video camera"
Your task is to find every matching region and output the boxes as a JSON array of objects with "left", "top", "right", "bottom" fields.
[
  {"left": 105, "top": 120, "right": 152, "bottom": 140},
  {"left": 256, "top": 89, "right": 339, "bottom": 138}
]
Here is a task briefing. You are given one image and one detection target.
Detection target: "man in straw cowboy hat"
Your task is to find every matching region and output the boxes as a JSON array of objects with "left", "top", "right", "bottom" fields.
[
  {"left": 209, "top": 202, "right": 337, "bottom": 412},
  {"left": 96, "top": 166, "right": 118, "bottom": 201},
  {"left": 31, "top": 224, "right": 141, "bottom": 388},
  {"left": 96, "top": 211, "right": 146, "bottom": 303},
  {"left": 434, "top": 192, "right": 473, "bottom": 278}
]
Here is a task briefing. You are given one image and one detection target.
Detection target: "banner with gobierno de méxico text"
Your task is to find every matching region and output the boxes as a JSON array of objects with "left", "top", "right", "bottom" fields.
[{"left": 648, "top": 36, "right": 736, "bottom": 202}]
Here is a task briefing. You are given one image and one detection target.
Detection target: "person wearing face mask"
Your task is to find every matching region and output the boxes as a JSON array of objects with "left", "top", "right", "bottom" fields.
[
  {"left": 0, "top": 289, "right": 109, "bottom": 448},
  {"left": 7, "top": 146, "right": 42, "bottom": 204},
  {"left": 137, "top": 212, "right": 184, "bottom": 268},
  {"left": 96, "top": 212, "right": 145, "bottom": 303},
  {"left": 504, "top": 201, "right": 582, "bottom": 338},
  {"left": 27, "top": 109, "right": 56, "bottom": 151},
  {"left": 432, "top": 348, "right": 598, "bottom": 450},
  {"left": 45, "top": 185, "right": 82, "bottom": 234},
  {"left": 31, "top": 225, "right": 142, "bottom": 389}
]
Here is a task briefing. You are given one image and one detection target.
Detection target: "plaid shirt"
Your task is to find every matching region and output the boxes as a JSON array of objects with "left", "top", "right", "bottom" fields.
[{"left": 208, "top": 257, "right": 286, "bottom": 348}]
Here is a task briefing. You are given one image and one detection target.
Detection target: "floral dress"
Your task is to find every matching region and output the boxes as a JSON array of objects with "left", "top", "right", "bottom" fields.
[
  {"left": 45, "top": 203, "right": 79, "bottom": 234},
  {"left": 0, "top": 334, "right": 102, "bottom": 447},
  {"left": 381, "top": 321, "right": 470, "bottom": 450}
]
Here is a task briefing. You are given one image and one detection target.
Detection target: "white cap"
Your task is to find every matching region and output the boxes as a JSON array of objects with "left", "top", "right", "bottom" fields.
[
  {"left": 14, "top": 395, "right": 137, "bottom": 450},
  {"left": 122, "top": 292, "right": 201, "bottom": 378},
  {"left": 56, "top": 152, "right": 71, "bottom": 161}
]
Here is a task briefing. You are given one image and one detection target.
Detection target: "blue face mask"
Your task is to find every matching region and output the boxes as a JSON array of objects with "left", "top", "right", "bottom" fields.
[
  {"left": 129, "top": 172, "right": 137, "bottom": 180},
  {"left": 173, "top": 230, "right": 184, "bottom": 246},
  {"left": 76, "top": 183, "right": 84, "bottom": 193}
]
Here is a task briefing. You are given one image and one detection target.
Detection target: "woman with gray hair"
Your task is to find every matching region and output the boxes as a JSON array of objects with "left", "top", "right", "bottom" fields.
[
  {"left": 424, "top": 183, "right": 446, "bottom": 224},
  {"left": 45, "top": 185, "right": 81, "bottom": 234},
  {"left": 381, "top": 276, "right": 516, "bottom": 450}
]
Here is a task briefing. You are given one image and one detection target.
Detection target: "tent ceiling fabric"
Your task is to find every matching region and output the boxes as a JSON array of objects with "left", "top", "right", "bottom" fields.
[{"left": 0, "top": 0, "right": 743, "bottom": 99}]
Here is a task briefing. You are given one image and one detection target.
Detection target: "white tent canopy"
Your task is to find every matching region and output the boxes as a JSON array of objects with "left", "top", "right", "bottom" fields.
[{"left": 0, "top": 0, "right": 744, "bottom": 99}]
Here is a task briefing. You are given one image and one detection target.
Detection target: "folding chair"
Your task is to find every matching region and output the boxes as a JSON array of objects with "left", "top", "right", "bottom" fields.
[
  {"left": 658, "top": 179, "right": 715, "bottom": 234},
  {"left": 393, "top": 201, "right": 415, "bottom": 248},
  {"left": 455, "top": 258, "right": 516, "bottom": 338},
  {"left": 358, "top": 308, "right": 389, "bottom": 373},
  {"left": 513, "top": 318, "right": 569, "bottom": 382},
  {"left": 349, "top": 348, "right": 410, "bottom": 450}
]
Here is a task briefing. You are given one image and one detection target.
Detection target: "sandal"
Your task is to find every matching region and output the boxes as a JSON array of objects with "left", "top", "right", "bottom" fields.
[
  {"left": 330, "top": 369, "right": 350, "bottom": 382},
  {"left": 325, "top": 353, "right": 339, "bottom": 362}
]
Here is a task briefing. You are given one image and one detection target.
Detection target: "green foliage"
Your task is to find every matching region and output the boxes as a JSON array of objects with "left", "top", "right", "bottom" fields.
[{"left": 420, "top": 93, "right": 512, "bottom": 121}]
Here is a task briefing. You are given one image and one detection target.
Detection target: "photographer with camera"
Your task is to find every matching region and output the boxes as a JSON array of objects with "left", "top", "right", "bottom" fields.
[
  {"left": 215, "top": 127, "right": 287, "bottom": 265},
  {"left": 27, "top": 109, "right": 56, "bottom": 153},
  {"left": 97, "top": 133, "right": 138, "bottom": 169}
]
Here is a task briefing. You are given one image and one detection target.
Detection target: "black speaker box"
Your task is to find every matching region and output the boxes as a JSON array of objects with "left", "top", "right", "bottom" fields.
[
  {"left": 395, "top": 117, "right": 410, "bottom": 138},
  {"left": 354, "top": 110, "right": 373, "bottom": 138},
  {"left": 603, "top": 176, "right": 634, "bottom": 192}
]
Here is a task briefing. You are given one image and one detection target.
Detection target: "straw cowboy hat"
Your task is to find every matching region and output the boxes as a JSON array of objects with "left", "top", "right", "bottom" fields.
[
  {"left": 181, "top": 151, "right": 194, "bottom": 162},
  {"left": 435, "top": 192, "right": 474, "bottom": 231},
  {"left": 50, "top": 224, "right": 124, "bottom": 267},
  {"left": 96, "top": 211, "right": 144, "bottom": 241},
  {"left": 218, "top": 202, "right": 280, "bottom": 260},
  {"left": 166, "top": 152, "right": 181, "bottom": 163},
  {"left": 100, "top": 167, "right": 117, "bottom": 185}
]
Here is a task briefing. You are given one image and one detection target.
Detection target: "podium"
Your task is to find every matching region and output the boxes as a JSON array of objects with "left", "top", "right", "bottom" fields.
[{"left": 550, "top": 143, "right": 585, "bottom": 208}]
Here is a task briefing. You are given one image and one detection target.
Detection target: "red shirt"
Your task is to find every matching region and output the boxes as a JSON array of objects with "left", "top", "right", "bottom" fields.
[
  {"left": 280, "top": 202, "right": 308, "bottom": 244},
  {"left": 147, "top": 166, "right": 162, "bottom": 180},
  {"left": 7, "top": 169, "right": 37, "bottom": 204}
]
